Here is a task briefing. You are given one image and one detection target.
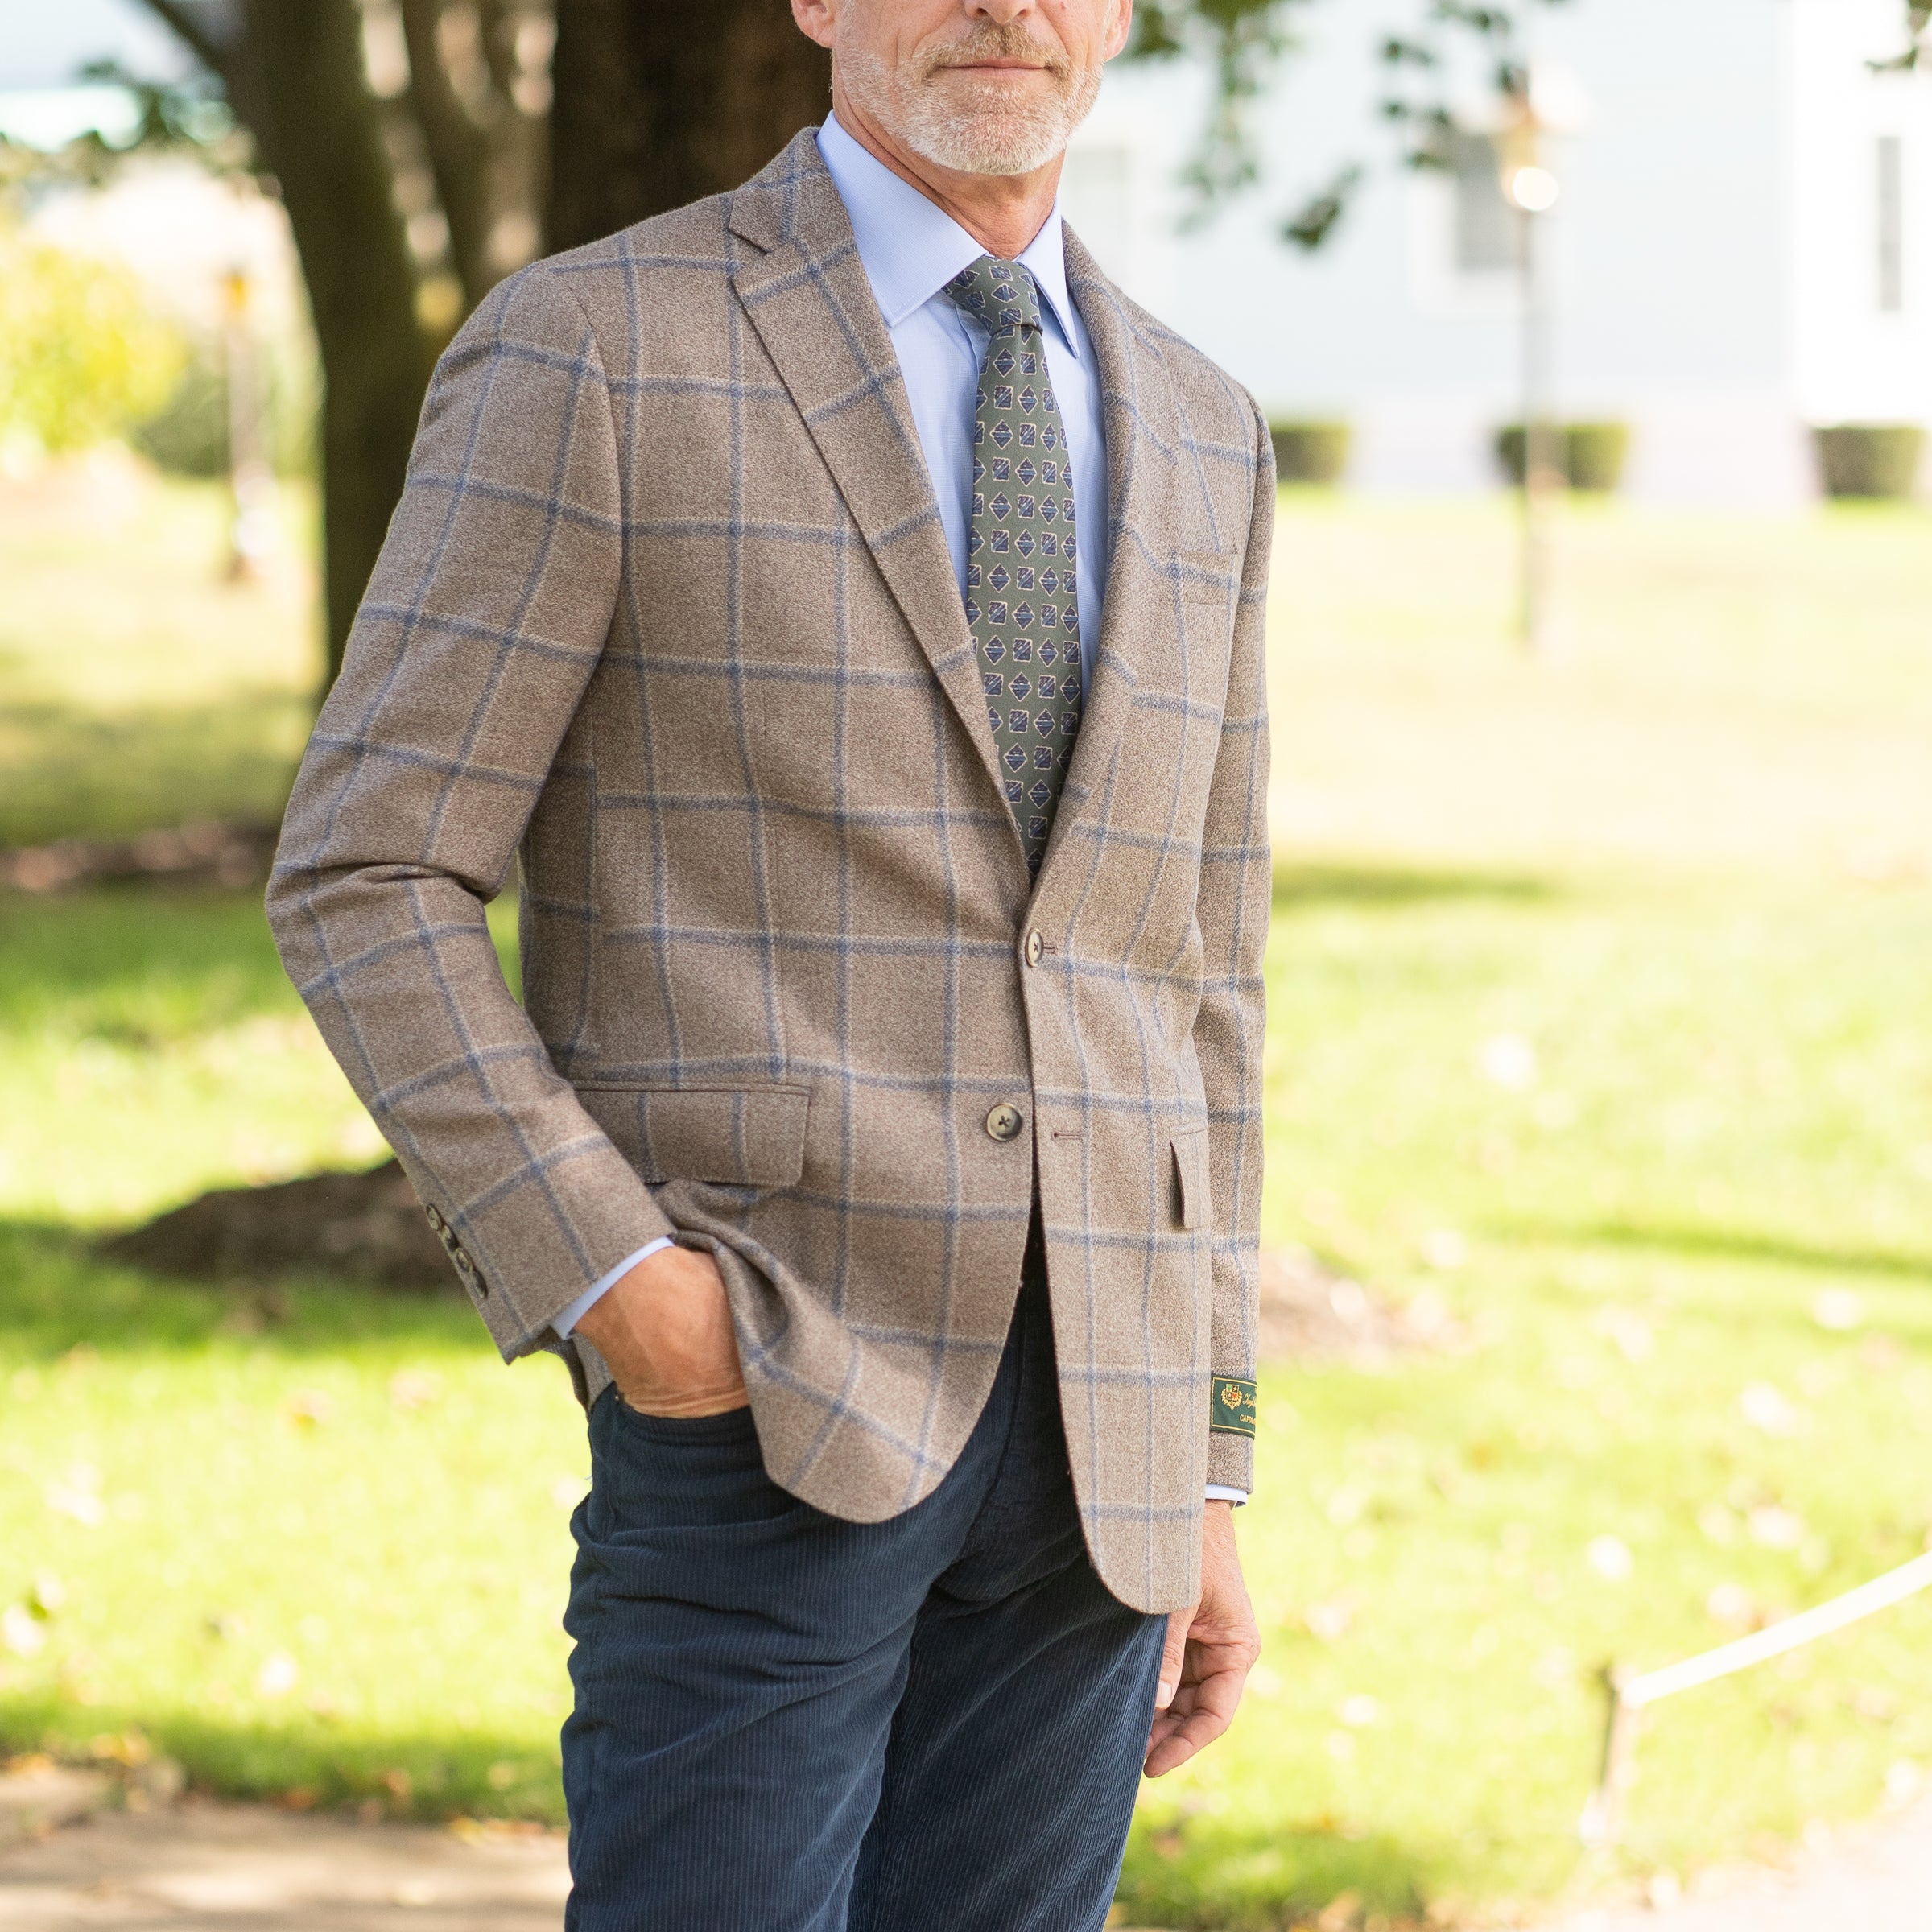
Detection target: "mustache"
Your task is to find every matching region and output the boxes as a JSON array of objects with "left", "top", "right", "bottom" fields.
[{"left": 915, "top": 22, "right": 1072, "bottom": 82}]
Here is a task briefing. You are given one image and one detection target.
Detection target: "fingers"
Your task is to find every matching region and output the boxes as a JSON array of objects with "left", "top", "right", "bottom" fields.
[
  {"left": 1144, "top": 1650, "right": 1249, "bottom": 1777},
  {"left": 1154, "top": 1604, "right": 1191, "bottom": 1710}
]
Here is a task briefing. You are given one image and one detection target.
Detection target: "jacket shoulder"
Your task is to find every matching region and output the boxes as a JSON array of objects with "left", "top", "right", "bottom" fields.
[{"left": 1067, "top": 246, "right": 1266, "bottom": 460}]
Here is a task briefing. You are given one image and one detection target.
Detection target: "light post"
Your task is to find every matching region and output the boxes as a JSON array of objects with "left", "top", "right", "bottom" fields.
[
  {"left": 1496, "top": 87, "right": 1562, "bottom": 656},
  {"left": 222, "top": 266, "right": 277, "bottom": 580}
]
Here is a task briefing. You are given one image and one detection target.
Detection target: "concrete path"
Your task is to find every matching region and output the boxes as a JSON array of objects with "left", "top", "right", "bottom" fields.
[
  {"left": 6, "top": 1762, "right": 1931, "bottom": 1930},
  {"left": 1540, "top": 1794, "right": 1932, "bottom": 1932},
  {"left": 0, "top": 1768, "right": 568, "bottom": 1931}
]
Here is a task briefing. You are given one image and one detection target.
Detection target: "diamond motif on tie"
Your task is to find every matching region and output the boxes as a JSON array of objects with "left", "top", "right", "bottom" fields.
[{"left": 944, "top": 255, "right": 1084, "bottom": 878}]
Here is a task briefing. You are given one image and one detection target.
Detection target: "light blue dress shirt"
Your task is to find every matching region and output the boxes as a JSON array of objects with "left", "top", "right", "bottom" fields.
[{"left": 549, "top": 120, "right": 1247, "bottom": 1502}]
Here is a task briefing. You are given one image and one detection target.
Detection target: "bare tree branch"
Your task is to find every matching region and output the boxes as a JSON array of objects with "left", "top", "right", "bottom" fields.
[{"left": 128, "top": 0, "right": 233, "bottom": 84}]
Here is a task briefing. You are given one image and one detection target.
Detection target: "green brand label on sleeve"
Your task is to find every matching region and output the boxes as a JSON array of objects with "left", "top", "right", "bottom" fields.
[{"left": 1210, "top": 1377, "right": 1257, "bottom": 1438}]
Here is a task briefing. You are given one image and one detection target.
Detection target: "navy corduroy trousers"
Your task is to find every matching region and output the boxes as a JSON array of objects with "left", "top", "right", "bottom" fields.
[{"left": 560, "top": 1247, "right": 1167, "bottom": 1930}]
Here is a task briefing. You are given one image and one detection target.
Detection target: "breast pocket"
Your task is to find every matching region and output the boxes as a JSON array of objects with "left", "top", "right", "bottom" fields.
[{"left": 576, "top": 1084, "right": 810, "bottom": 1187}]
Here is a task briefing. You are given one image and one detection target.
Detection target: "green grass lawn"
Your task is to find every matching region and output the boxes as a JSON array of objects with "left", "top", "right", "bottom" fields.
[
  {"left": 0, "top": 464, "right": 319, "bottom": 848},
  {"left": 2, "top": 479, "right": 1930, "bottom": 1926}
]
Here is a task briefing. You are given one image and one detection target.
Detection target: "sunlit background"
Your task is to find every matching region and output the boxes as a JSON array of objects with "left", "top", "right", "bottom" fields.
[{"left": 2, "top": 1, "right": 1930, "bottom": 1926}]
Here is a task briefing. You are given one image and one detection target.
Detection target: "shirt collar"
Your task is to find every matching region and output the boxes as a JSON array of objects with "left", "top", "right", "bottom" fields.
[{"left": 816, "top": 113, "right": 1082, "bottom": 361}]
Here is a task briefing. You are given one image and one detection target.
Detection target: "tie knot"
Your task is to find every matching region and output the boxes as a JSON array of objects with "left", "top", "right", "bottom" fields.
[{"left": 944, "top": 255, "right": 1043, "bottom": 339}]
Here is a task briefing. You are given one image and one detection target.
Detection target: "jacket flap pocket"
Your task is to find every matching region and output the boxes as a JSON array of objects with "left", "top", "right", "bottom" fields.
[
  {"left": 1170, "top": 1126, "right": 1210, "bottom": 1231},
  {"left": 580, "top": 1085, "right": 809, "bottom": 1187}
]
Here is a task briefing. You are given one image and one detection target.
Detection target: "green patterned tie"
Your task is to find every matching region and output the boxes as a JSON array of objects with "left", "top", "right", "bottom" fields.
[{"left": 943, "top": 255, "right": 1084, "bottom": 878}]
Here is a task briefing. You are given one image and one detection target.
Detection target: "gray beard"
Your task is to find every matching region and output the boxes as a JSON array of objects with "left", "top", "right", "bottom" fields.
[{"left": 840, "top": 46, "right": 1102, "bottom": 179}]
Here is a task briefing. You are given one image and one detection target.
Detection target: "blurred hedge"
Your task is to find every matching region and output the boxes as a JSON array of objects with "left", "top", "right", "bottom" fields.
[
  {"left": 1812, "top": 424, "right": 1924, "bottom": 501},
  {"left": 1269, "top": 420, "right": 1352, "bottom": 486},
  {"left": 1494, "top": 422, "right": 1631, "bottom": 493}
]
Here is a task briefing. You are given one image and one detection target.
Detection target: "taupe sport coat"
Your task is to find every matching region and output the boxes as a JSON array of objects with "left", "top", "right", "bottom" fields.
[{"left": 269, "top": 130, "right": 1272, "bottom": 1613}]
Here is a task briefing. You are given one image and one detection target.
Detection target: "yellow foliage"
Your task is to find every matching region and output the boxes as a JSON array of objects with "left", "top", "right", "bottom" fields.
[{"left": 0, "top": 220, "right": 186, "bottom": 454}]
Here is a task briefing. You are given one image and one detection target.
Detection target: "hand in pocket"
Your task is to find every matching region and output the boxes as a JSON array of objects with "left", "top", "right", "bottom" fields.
[{"left": 575, "top": 1245, "right": 749, "bottom": 1417}]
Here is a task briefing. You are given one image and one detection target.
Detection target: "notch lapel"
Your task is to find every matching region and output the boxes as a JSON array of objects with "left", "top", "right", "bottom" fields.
[
  {"left": 726, "top": 134, "right": 1014, "bottom": 828},
  {"left": 1041, "top": 229, "right": 1181, "bottom": 884}
]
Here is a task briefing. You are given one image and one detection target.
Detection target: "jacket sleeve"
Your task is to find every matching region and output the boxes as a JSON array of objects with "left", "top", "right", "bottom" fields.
[
  {"left": 1193, "top": 403, "right": 1274, "bottom": 1492},
  {"left": 266, "top": 262, "right": 675, "bottom": 1360}
]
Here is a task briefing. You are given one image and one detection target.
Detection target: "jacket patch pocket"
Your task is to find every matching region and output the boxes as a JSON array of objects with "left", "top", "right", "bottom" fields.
[
  {"left": 580, "top": 1085, "right": 810, "bottom": 1187},
  {"left": 1170, "top": 1126, "right": 1211, "bottom": 1231}
]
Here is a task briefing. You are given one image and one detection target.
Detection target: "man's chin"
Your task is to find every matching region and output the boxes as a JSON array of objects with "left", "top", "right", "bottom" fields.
[{"left": 924, "top": 68, "right": 1059, "bottom": 113}]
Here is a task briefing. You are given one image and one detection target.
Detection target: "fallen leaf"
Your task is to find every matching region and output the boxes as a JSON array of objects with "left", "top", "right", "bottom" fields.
[
  {"left": 1478, "top": 1033, "right": 1538, "bottom": 1092},
  {"left": 256, "top": 1652, "right": 299, "bottom": 1697},
  {"left": 1587, "top": 1535, "right": 1634, "bottom": 1582},
  {"left": 1812, "top": 1290, "right": 1865, "bottom": 1332},
  {"left": 389, "top": 1370, "right": 443, "bottom": 1413},
  {"left": 1302, "top": 1600, "right": 1354, "bottom": 1643},
  {"left": 1698, "top": 1502, "right": 1740, "bottom": 1546},
  {"left": 2, "top": 1605, "right": 45, "bottom": 1657},
  {"left": 1706, "top": 1583, "right": 1761, "bottom": 1632},
  {"left": 1748, "top": 1505, "right": 1805, "bottom": 1550},
  {"left": 1738, "top": 1382, "right": 1798, "bottom": 1436},
  {"left": 1318, "top": 1887, "right": 1364, "bottom": 1930},
  {"left": 45, "top": 1464, "right": 105, "bottom": 1526},
  {"left": 284, "top": 1392, "right": 332, "bottom": 1430}
]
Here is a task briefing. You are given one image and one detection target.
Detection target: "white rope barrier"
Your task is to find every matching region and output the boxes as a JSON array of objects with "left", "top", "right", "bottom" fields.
[
  {"left": 1580, "top": 1548, "right": 1932, "bottom": 1846},
  {"left": 1624, "top": 1550, "right": 1932, "bottom": 1707}
]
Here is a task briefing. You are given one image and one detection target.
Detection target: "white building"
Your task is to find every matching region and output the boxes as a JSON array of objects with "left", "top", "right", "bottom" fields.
[{"left": 1063, "top": 0, "right": 1932, "bottom": 502}]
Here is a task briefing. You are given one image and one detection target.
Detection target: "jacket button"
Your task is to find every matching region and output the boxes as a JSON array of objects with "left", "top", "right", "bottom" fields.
[
  {"left": 1024, "top": 929, "right": 1044, "bottom": 968},
  {"left": 424, "top": 1204, "right": 446, "bottom": 1234},
  {"left": 985, "top": 1104, "right": 1024, "bottom": 1143}
]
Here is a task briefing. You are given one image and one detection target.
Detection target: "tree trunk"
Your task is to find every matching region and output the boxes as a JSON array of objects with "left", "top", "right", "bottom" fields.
[
  {"left": 400, "top": 0, "right": 550, "bottom": 313},
  {"left": 547, "top": 0, "right": 829, "bottom": 250},
  {"left": 138, "top": 0, "right": 433, "bottom": 691},
  {"left": 242, "top": 0, "right": 434, "bottom": 687}
]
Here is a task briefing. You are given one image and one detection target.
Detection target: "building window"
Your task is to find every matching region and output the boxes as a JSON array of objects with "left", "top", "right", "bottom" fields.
[
  {"left": 1452, "top": 131, "right": 1521, "bottom": 275},
  {"left": 1878, "top": 135, "right": 1904, "bottom": 313}
]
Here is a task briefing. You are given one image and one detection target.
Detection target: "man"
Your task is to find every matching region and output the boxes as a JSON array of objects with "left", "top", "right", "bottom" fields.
[{"left": 268, "top": 0, "right": 1273, "bottom": 1923}]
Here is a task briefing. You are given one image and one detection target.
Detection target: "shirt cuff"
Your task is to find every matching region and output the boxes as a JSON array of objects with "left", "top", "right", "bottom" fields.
[
  {"left": 1205, "top": 1484, "right": 1248, "bottom": 1505},
  {"left": 551, "top": 1236, "right": 676, "bottom": 1338}
]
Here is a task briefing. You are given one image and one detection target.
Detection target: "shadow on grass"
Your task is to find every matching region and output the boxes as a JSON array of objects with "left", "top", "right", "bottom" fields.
[
  {"left": 1117, "top": 1813, "right": 1438, "bottom": 1931},
  {"left": 0, "top": 1690, "right": 564, "bottom": 1826},
  {"left": 1534, "top": 1216, "right": 1932, "bottom": 1290},
  {"left": 0, "top": 1222, "right": 477, "bottom": 1361},
  {"left": 0, "top": 883, "right": 290, "bottom": 1018},
  {"left": 0, "top": 698, "right": 303, "bottom": 850},
  {"left": 1274, "top": 860, "right": 1557, "bottom": 911}
]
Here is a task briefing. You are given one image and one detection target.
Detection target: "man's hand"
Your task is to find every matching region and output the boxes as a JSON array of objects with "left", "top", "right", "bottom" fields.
[
  {"left": 573, "top": 1245, "right": 749, "bottom": 1418},
  {"left": 1145, "top": 1500, "right": 1260, "bottom": 1777}
]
